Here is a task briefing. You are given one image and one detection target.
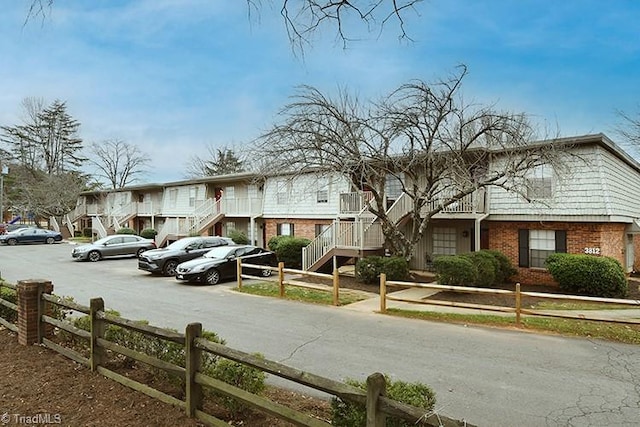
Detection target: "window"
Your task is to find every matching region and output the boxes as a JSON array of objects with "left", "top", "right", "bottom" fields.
[
  {"left": 518, "top": 229, "right": 567, "bottom": 268},
  {"left": 385, "top": 174, "right": 404, "bottom": 201},
  {"left": 276, "top": 180, "right": 289, "bottom": 205},
  {"left": 316, "top": 189, "right": 328, "bottom": 203},
  {"left": 277, "top": 223, "right": 294, "bottom": 236},
  {"left": 315, "top": 224, "right": 330, "bottom": 237},
  {"left": 225, "top": 186, "right": 235, "bottom": 199},
  {"left": 169, "top": 189, "right": 178, "bottom": 208},
  {"left": 526, "top": 165, "right": 553, "bottom": 200},
  {"left": 189, "top": 186, "right": 199, "bottom": 207},
  {"left": 432, "top": 227, "right": 457, "bottom": 255},
  {"left": 529, "top": 230, "right": 555, "bottom": 268}
]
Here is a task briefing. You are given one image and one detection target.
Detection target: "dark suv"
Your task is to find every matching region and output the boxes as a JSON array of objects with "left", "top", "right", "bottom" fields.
[{"left": 138, "top": 236, "right": 233, "bottom": 276}]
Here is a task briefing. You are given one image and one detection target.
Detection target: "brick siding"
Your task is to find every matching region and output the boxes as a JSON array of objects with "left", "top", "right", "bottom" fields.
[{"left": 488, "top": 221, "right": 630, "bottom": 286}]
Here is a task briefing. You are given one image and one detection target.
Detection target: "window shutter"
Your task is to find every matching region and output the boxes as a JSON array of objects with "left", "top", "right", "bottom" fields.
[
  {"left": 276, "top": 224, "right": 282, "bottom": 236},
  {"left": 555, "top": 230, "right": 567, "bottom": 253},
  {"left": 290, "top": 223, "right": 295, "bottom": 236},
  {"left": 518, "top": 229, "right": 529, "bottom": 267}
]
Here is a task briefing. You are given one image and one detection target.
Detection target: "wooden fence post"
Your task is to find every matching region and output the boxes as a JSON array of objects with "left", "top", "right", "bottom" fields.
[
  {"left": 380, "top": 273, "right": 387, "bottom": 313},
  {"left": 90, "top": 297, "right": 105, "bottom": 372},
  {"left": 237, "top": 258, "right": 243, "bottom": 289},
  {"left": 332, "top": 268, "right": 339, "bottom": 306},
  {"left": 515, "top": 283, "right": 521, "bottom": 327},
  {"left": 366, "top": 372, "right": 386, "bottom": 427},
  {"left": 278, "top": 262, "right": 285, "bottom": 298},
  {"left": 185, "top": 322, "right": 203, "bottom": 417}
]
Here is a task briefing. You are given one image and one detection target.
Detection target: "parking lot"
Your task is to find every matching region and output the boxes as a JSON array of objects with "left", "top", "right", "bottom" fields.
[{"left": 2, "top": 241, "right": 640, "bottom": 426}]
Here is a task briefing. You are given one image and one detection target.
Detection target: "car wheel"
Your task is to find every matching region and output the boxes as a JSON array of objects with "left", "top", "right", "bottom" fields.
[
  {"left": 204, "top": 269, "right": 220, "bottom": 285},
  {"left": 46, "top": 237, "right": 55, "bottom": 244},
  {"left": 88, "top": 250, "right": 101, "bottom": 262},
  {"left": 261, "top": 268, "right": 273, "bottom": 277},
  {"left": 163, "top": 260, "right": 178, "bottom": 276},
  {"left": 7, "top": 238, "right": 17, "bottom": 246},
  {"left": 136, "top": 247, "right": 147, "bottom": 258}
]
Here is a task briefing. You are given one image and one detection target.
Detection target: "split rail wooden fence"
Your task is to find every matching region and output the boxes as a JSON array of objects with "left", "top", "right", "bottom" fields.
[
  {"left": 0, "top": 280, "right": 472, "bottom": 427},
  {"left": 380, "top": 274, "right": 640, "bottom": 325},
  {"left": 237, "top": 260, "right": 341, "bottom": 305}
]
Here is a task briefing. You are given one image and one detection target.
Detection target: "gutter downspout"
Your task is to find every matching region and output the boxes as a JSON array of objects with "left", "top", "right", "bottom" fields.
[{"left": 474, "top": 213, "right": 490, "bottom": 252}]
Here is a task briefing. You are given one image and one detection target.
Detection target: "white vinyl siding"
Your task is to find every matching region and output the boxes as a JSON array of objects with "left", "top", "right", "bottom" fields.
[
  {"left": 262, "top": 173, "right": 351, "bottom": 217},
  {"left": 488, "top": 145, "right": 640, "bottom": 217}
]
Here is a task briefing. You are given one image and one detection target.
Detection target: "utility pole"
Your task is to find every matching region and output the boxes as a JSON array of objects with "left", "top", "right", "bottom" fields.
[{"left": 0, "top": 165, "right": 7, "bottom": 224}]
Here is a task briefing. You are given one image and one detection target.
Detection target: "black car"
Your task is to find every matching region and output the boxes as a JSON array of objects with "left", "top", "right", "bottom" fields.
[
  {"left": 0, "top": 227, "right": 63, "bottom": 245},
  {"left": 175, "top": 245, "right": 278, "bottom": 285},
  {"left": 138, "top": 236, "right": 234, "bottom": 276}
]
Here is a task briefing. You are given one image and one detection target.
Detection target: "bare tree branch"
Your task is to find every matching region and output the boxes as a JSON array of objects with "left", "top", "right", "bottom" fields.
[
  {"left": 254, "top": 67, "right": 571, "bottom": 259},
  {"left": 89, "top": 139, "right": 150, "bottom": 189}
]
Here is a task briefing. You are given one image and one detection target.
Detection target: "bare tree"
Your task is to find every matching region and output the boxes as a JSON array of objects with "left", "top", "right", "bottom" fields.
[
  {"left": 184, "top": 144, "right": 245, "bottom": 178},
  {"left": 27, "top": 1, "right": 422, "bottom": 53},
  {"left": 89, "top": 139, "right": 150, "bottom": 189},
  {"left": 255, "top": 66, "right": 570, "bottom": 260},
  {"left": 5, "top": 165, "right": 87, "bottom": 222},
  {"left": 615, "top": 108, "right": 640, "bottom": 146}
]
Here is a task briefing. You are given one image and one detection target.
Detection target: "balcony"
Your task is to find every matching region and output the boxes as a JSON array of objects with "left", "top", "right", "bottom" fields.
[{"left": 339, "top": 191, "right": 373, "bottom": 215}]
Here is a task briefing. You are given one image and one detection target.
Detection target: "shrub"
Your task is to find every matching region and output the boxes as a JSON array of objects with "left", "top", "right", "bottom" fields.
[
  {"left": 546, "top": 253, "right": 628, "bottom": 298},
  {"left": 140, "top": 228, "right": 157, "bottom": 240},
  {"left": 82, "top": 227, "right": 93, "bottom": 238},
  {"left": 211, "top": 356, "right": 267, "bottom": 416},
  {"left": 356, "top": 256, "right": 410, "bottom": 284},
  {"left": 228, "top": 229, "right": 249, "bottom": 244},
  {"left": 331, "top": 376, "right": 436, "bottom": 427},
  {"left": 355, "top": 256, "right": 384, "bottom": 284},
  {"left": 269, "top": 236, "right": 310, "bottom": 269},
  {"left": 267, "top": 235, "right": 287, "bottom": 251},
  {"left": 433, "top": 255, "right": 477, "bottom": 286},
  {"left": 463, "top": 251, "right": 498, "bottom": 287},
  {"left": 0, "top": 285, "right": 17, "bottom": 323},
  {"left": 116, "top": 227, "right": 136, "bottom": 235},
  {"left": 484, "top": 250, "right": 517, "bottom": 284}
]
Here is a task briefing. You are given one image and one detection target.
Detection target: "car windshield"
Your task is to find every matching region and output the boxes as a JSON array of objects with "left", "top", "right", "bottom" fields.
[
  {"left": 165, "top": 238, "right": 198, "bottom": 250},
  {"left": 203, "top": 246, "right": 236, "bottom": 259}
]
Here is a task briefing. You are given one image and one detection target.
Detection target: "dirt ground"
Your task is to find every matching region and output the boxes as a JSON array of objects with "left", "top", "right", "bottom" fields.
[
  {"left": 1, "top": 275, "right": 639, "bottom": 426},
  {"left": 0, "top": 327, "right": 332, "bottom": 426}
]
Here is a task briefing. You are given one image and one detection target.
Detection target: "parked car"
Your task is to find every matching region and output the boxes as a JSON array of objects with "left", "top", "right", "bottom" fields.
[
  {"left": 0, "top": 228, "right": 62, "bottom": 245},
  {"left": 175, "top": 245, "right": 278, "bottom": 285},
  {"left": 72, "top": 234, "right": 156, "bottom": 262},
  {"left": 138, "top": 236, "right": 234, "bottom": 276}
]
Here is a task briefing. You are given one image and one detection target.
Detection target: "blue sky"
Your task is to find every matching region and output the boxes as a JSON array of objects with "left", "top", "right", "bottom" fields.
[{"left": 1, "top": 1, "right": 639, "bottom": 183}]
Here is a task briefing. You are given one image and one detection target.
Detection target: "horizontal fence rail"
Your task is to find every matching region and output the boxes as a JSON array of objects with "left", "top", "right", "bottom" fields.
[
  {"left": 237, "top": 260, "right": 341, "bottom": 306},
  {"left": 0, "top": 281, "right": 18, "bottom": 332},
  {"left": 0, "top": 284, "right": 477, "bottom": 427},
  {"left": 380, "top": 274, "right": 640, "bottom": 326}
]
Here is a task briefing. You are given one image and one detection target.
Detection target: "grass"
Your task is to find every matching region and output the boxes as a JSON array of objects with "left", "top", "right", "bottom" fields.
[
  {"left": 235, "top": 282, "right": 368, "bottom": 306},
  {"left": 532, "top": 301, "right": 635, "bottom": 310},
  {"left": 386, "top": 308, "right": 640, "bottom": 345}
]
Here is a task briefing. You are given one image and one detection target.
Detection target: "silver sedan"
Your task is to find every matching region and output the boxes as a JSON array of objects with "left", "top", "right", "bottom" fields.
[{"left": 71, "top": 234, "right": 157, "bottom": 262}]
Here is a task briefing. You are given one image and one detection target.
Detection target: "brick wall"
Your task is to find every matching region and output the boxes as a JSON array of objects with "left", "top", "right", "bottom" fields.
[
  {"left": 264, "top": 219, "right": 333, "bottom": 243},
  {"left": 488, "top": 221, "right": 629, "bottom": 286},
  {"left": 17, "top": 280, "right": 54, "bottom": 345}
]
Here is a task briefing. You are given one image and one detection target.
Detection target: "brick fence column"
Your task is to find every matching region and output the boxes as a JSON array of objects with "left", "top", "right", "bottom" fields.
[{"left": 17, "top": 280, "right": 53, "bottom": 346}]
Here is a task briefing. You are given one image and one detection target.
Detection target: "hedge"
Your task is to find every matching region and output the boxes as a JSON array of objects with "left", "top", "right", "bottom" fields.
[
  {"left": 355, "top": 256, "right": 410, "bottom": 284},
  {"left": 267, "top": 236, "right": 311, "bottom": 269},
  {"left": 545, "top": 253, "right": 628, "bottom": 298},
  {"left": 433, "top": 250, "right": 516, "bottom": 287}
]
